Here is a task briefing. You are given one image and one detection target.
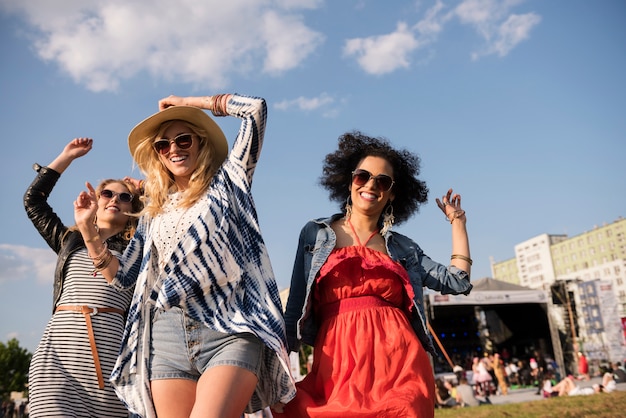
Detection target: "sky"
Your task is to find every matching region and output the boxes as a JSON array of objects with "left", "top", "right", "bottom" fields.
[{"left": 0, "top": 0, "right": 624, "bottom": 353}]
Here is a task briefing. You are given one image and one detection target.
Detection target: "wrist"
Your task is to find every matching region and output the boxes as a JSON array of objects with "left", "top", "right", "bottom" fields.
[
  {"left": 202, "top": 96, "right": 214, "bottom": 109},
  {"left": 446, "top": 210, "right": 466, "bottom": 224},
  {"left": 84, "top": 234, "right": 101, "bottom": 244},
  {"left": 451, "top": 254, "right": 473, "bottom": 265}
]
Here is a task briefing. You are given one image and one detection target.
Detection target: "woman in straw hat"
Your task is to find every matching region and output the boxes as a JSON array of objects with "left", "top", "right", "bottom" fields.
[
  {"left": 25, "top": 138, "right": 143, "bottom": 417},
  {"left": 74, "top": 94, "right": 295, "bottom": 418}
]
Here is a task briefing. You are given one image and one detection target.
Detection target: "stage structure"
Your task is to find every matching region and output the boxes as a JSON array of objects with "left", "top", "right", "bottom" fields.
[{"left": 426, "top": 278, "right": 566, "bottom": 376}]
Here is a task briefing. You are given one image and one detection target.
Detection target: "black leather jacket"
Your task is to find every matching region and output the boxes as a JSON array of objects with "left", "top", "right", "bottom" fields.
[{"left": 23, "top": 163, "right": 127, "bottom": 313}]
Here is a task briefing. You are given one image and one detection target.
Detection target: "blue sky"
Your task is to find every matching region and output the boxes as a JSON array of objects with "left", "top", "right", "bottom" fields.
[{"left": 1, "top": 0, "right": 624, "bottom": 353}]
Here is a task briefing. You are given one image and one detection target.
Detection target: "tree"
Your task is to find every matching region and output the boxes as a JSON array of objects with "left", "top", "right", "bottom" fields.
[{"left": 0, "top": 338, "right": 32, "bottom": 401}]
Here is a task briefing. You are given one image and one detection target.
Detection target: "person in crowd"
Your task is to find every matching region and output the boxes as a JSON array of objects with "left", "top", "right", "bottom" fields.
[
  {"left": 577, "top": 351, "right": 590, "bottom": 380},
  {"left": 435, "top": 378, "right": 458, "bottom": 408},
  {"left": 485, "top": 353, "right": 497, "bottom": 393},
  {"left": 550, "top": 375, "right": 604, "bottom": 396},
  {"left": 533, "top": 350, "right": 547, "bottom": 394},
  {"left": 517, "top": 359, "right": 532, "bottom": 387},
  {"left": 505, "top": 360, "right": 519, "bottom": 386},
  {"left": 456, "top": 376, "right": 490, "bottom": 407},
  {"left": 601, "top": 371, "right": 617, "bottom": 393},
  {"left": 493, "top": 352, "right": 508, "bottom": 395},
  {"left": 276, "top": 131, "right": 473, "bottom": 417},
  {"left": 24, "top": 138, "right": 143, "bottom": 417},
  {"left": 612, "top": 362, "right": 626, "bottom": 383},
  {"left": 453, "top": 363, "right": 465, "bottom": 384},
  {"left": 74, "top": 94, "right": 296, "bottom": 418},
  {"left": 472, "top": 356, "right": 493, "bottom": 396},
  {"left": 540, "top": 371, "right": 558, "bottom": 398}
]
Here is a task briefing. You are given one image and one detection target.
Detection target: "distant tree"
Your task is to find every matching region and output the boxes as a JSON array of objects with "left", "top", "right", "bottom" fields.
[{"left": 0, "top": 338, "right": 32, "bottom": 401}]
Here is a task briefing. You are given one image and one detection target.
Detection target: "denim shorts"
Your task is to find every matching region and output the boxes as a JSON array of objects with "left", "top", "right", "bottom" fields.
[{"left": 150, "top": 307, "right": 262, "bottom": 381}]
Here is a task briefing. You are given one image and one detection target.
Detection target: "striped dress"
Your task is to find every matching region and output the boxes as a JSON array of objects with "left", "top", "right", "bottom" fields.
[{"left": 28, "top": 248, "right": 132, "bottom": 417}]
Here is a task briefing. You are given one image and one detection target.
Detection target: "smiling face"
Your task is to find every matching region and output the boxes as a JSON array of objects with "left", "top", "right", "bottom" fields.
[
  {"left": 95, "top": 181, "right": 134, "bottom": 232},
  {"left": 156, "top": 120, "right": 201, "bottom": 190},
  {"left": 350, "top": 155, "right": 395, "bottom": 219}
]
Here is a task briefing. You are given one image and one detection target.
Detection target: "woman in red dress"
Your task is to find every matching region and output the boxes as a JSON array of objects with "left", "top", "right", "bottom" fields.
[
  {"left": 275, "top": 132, "right": 473, "bottom": 417},
  {"left": 578, "top": 351, "right": 590, "bottom": 380}
]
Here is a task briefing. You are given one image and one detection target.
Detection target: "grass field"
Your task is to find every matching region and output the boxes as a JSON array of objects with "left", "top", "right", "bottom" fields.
[{"left": 434, "top": 390, "right": 625, "bottom": 417}]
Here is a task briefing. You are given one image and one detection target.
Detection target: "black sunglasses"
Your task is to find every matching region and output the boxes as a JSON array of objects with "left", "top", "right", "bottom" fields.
[
  {"left": 100, "top": 189, "right": 133, "bottom": 203},
  {"left": 153, "top": 133, "right": 194, "bottom": 155},
  {"left": 351, "top": 169, "right": 395, "bottom": 192}
]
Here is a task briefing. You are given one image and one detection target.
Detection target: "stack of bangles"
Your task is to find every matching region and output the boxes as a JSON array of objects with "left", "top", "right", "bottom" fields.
[
  {"left": 205, "top": 94, "right": 230, "bottom": 117},
  {"left": 89, "top": 241, "right": 113, "bottom": 276},
  {"left": 446, "top": 209, "right": 466, "bottom": 224}
]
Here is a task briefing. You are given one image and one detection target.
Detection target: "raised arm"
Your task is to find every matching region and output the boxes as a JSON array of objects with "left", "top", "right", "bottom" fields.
[
  {"left": 24, "top": 138, "right": 94, "bottom": 252},
  {"left": 159, "top": 94, "right": 267, "bottom": 184},
  {"left": 436, "top": 188, "right": 471, "bottom": 276}
]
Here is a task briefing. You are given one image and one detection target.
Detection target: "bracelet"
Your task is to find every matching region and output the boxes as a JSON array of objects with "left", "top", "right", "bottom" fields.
[
  {"left": 451, "top": 254, "right": 473, "bottom": 265},
  {"left": 88, "top": 241, "right": 109, "bottom": 261},
  {"left": 93, "top": 249, "right": 113, "bottom": 270},
  {"left": 211, "top": 94, "right": 227, "bottom": 116},
  {"left": 92, "top": 249, "right": 113, "bottom": 276},
  {"left": 84, "top": 234, "right": 101, "bottom": 244},
  {"left": 446, "top": 210, "right": 466, "bottom": 224},
  {"left": 203, "top": 96, "right": 214, "bottom": 110}
]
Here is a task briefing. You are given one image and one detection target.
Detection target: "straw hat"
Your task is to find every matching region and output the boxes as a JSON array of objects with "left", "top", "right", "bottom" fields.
[{"left": 128, "top": 106, "right": 228, "bottom": 166}]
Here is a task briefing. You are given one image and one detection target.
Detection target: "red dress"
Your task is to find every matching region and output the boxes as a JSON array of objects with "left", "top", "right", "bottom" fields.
[{"left": 276, "top": 235, "right": 435, "bottom": 417}]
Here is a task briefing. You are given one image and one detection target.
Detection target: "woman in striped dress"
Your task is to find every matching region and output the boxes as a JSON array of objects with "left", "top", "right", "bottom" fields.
[
  {"left": 74, "top": 94, "right": 295, "bottom": 418},
  {"left": 24, "top": 138, "right": 143, "bottom": 417}
]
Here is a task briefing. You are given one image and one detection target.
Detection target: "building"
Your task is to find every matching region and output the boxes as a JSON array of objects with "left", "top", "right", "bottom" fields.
[
  {"left": 491, "top": 217, "right": 626, "bottom": 312},
  {"left": 490, "top": 217, "right": 626, "bottom": 366}
]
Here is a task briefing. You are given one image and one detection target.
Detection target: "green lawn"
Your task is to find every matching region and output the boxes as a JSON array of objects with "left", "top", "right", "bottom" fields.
[{"left": 435, "top": 390, "right": 625, "bottom": 418}]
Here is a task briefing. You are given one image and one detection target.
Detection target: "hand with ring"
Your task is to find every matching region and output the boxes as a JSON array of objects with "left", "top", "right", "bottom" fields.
[{"left": 436, "top": 188, "right": 464, "bottom": 221}]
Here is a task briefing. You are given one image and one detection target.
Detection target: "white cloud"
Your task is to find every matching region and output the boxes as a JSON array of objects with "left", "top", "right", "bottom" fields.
[
  {"left": 260, "top": 10, "right": 325, "bottom": 74},
  {"left": 488, "top": 13, "right": 542, "bottom": 58},
  {"left": 453, "top": 0, "right": 541, "bottom": 60},
  {"left": 343, "top": 0, "right": 540, "bottom": 74},
  {"left": 0, "top": 244, "right": 56, "bottom": 284},
  {"left": 0, "top": 0, "right": 324, "bottom": 92},
  {"left": 0, "top": 0, "right": 542, "bottom": 90},
  {"left": 274, "top": 93, "right": 334, "bottom": 112},
  {"left": 343, "top": 22, "right": 420, "bottom": 75}
]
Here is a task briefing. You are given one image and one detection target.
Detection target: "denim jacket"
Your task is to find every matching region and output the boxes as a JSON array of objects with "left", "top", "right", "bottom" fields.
[{"left": 283, "top": 213, "right": 473, "bottom": 355}]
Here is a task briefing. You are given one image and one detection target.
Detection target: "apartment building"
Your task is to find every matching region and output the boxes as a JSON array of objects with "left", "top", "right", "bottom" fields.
[
  {"left": 491, "top": 217, "right": 626, "bottom": 306},
  {"left": 490, "top": 217, "right": 626, "bottom": 364}
]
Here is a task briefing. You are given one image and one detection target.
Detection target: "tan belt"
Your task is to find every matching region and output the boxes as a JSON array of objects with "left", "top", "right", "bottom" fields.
[{"left": 55, "top": 305, "right": 125, "bottom": 389}]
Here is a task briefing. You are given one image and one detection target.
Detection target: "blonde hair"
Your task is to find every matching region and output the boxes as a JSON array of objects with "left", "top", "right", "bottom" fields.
[
  {"left": 132, "top": 120, "right": 219, "bottom": 217},
  {"left": 65, "top": 179, "right": 143, "bottom": 241}
]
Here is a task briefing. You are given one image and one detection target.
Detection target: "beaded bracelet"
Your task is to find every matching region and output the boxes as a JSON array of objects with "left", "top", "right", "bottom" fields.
[{"left": 451, "top": 254, "right": 473, "bottom": 265}]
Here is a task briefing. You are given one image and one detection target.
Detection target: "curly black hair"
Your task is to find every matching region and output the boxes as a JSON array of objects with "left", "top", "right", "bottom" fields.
[{"left": 319, "top": 131, "right": 428, "bottom": 225}]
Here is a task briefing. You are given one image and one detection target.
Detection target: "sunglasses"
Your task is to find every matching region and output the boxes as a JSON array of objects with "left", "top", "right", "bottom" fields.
[
  {"left": 351, "top": 169, "right": 395, "bottom": 192},
  {"left": 100, "top": 189, "right": 133, "bottom": 203},
  {"left": 153, "top": 133, "right": 194, "bottom": 155}
]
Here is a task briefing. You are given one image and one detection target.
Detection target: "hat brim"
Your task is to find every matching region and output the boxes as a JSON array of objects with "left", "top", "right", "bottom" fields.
[{"left": 128, "top": 106, "right": 228, "bottom": 167}]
